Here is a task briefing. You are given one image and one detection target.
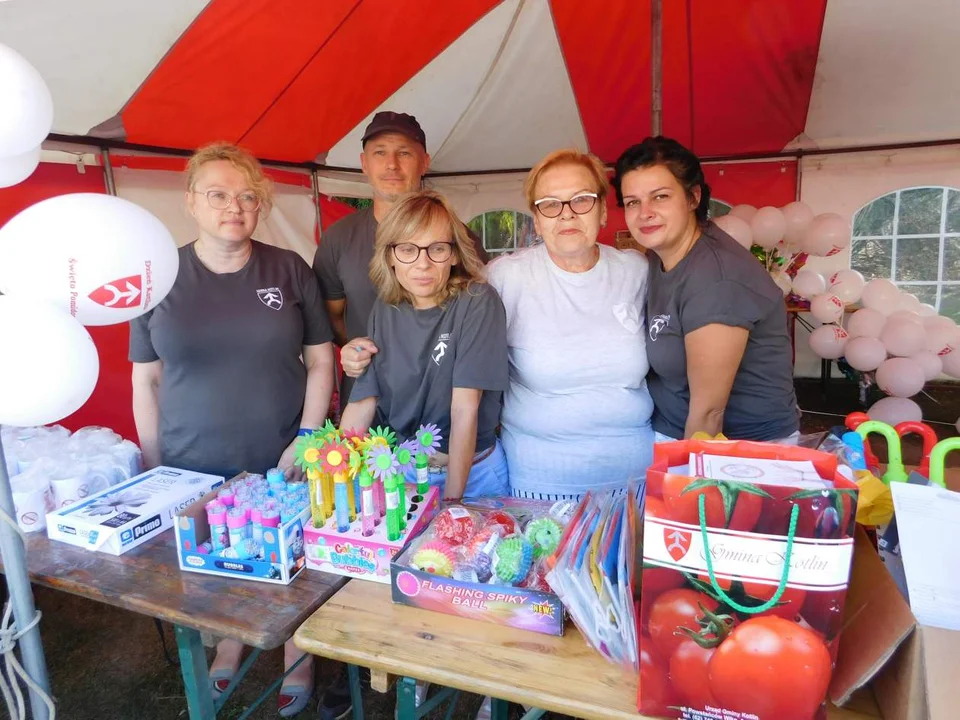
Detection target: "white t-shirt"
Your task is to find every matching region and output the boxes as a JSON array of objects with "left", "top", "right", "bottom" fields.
[{"left": 487, "top": 244, "right": 655, "bottom": 496}]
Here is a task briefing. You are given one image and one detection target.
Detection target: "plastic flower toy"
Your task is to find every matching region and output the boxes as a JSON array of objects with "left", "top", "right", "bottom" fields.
[
  {"left": 369, "top": 425, "right": 397, "bottom": 448},
  {"left": 366, "top": 445, "right": 399, "bottom": 480},
  {"left": 415, "top": 423, "right": 442, "bottom": 456},
  {"left": 294, "top": 435, "right": 326, "bottom": 473},
  {"left": 342, "top": 427, "right": 365, "bottom": 447},
  {"left": 319, "top": 418, "right": 341, "bottom": 443},
  {"left": 348, "top": 448, "right": 363, "bottom": 478},
  {"left": 395, "top": 441, "right": 415, "bottom": 471},
  {"left": 321, "top": 441, "right": 351, "bottom": 475}
]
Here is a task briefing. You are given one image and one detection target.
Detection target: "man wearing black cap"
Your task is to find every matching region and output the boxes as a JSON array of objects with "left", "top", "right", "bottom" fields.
[{"left": 313, "top": 111, "right": 488, "bottom": 410}]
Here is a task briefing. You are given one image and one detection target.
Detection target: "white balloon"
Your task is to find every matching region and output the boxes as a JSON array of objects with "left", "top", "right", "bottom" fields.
[
  {"left": 875, "top": 357, "right": 926, "bottom": 398},
  {"left": 810, "top": 293, "right": 845, "bottom": 324},
  {"left": 713, "top": 214, "right": 753, "bottom": 250},
  {"left": 846, "top": 307, "right": 886, "bottom": 338},
  {"left": 924, "top": 323, "right": 960, "bottom": 356},
  {"left": 773, "top": 272, "right": 792, "bottom": 297},
  {"left": 861, "top": 278, "right": 900, "bottom": 316},
  {"left": 943, "top": 350, "right": 960, "bottom": 379},
  {"left": 0, "top": 145, "right": 41, "bottom": 188},
  {"left": 0, "top": 43, "right": 54, "bottom": 156},
  {"left": 801, "top": 213, "right": 851, "bottom": 257},
  {"left": 0, "top": 297, "right": 99, "bottom": 426},
  {"left": 750, "top": 206, "right": 786, "bottom": 249},
  {"left": 828, "top": 269, "right": 864, "bottom": 287},
  {"left": 888, "top": 309, "right": 920, "bottom": 323},
  {"left": 868, "top": 397, "right": 922, "bottom": 425},
  {"left": 0, "top": 194, "right": 179, "bottom": 326},
  {"left": 917, "top": 303, "right": 939, "bottom": 317},
  {"left": 728, "top": 204, "right": 757, "bottom": 222},
  {"left": 911, "top": 350, "right": 944, "bottom": 381},
  {"left": 844, "top": 336, "right": 887, "bottom": 371},
  {"left": 781, "top": 201, "right": 815, "bottom": 246},
  {"left": 809, "top": 324, "right": 849, "bottom": 359},
  {"left": 791, "top": 269, "right": 826, "bottom": 300},
  {"left": 924, "top": 314, "right": 957, "bottom": 331},
  {"left": 898, "top": 293, "right": 922, "bottom": 313},
  {"left": 880, "top": 316, "right": 926, "bottom": 357},
  {"left": 827, "top": 269, "right": 865, "bottom": 304}
]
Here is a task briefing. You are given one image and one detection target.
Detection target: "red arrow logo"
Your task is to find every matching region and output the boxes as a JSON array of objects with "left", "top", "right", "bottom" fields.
[
  {"left": 88, "top": 275, "right": 143, "bottom": 309},
  {"left": 664, "top": 528, "right": 692, "bottom": 562}
]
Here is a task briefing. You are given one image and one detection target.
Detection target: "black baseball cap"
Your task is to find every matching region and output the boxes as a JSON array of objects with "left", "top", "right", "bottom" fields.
[{"left": 361, "top": 111, "right": 427, "bottom": 149}]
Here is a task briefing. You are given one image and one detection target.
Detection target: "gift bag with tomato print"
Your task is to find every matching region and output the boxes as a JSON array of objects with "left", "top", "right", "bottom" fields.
[{"left": 637, "top": 439, "right": 858, "bottom": 720}]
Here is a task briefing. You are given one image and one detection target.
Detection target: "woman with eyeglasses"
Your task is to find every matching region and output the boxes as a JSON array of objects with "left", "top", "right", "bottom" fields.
[
  {"left": 128, "top": 143, "right": 335, "bottom": 716},
  {"left": 339, "top": 190, "right": 509, "bottom": 500},
  {"left": 486, "top": 149, "right": 654, "bottom": 501}
]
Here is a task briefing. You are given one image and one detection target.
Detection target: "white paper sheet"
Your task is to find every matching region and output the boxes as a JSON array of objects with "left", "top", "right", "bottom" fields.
[{"left": 891, "top": 482, "right": 960, "bottom": 631}]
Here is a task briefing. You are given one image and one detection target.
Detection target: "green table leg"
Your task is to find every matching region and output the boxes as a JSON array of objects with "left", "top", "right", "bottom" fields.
[
  {"left": 396, "top": 676, "right": 418, "bottom": 720},
  {"left": 490, "top": 697, "right": 509, "bottom": 720},
  {"left": 347, "top": 664, "right": 364, "bottom": 720},
  {"left": 174, "top": 625, "right": 216, "bottom": 720}
]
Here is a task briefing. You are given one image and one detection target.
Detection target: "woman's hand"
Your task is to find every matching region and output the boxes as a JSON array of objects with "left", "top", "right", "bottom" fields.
[
  {"left": 341, "top": 338, "right": 379, "bottom": 378},
  {"left": 277, "top": 439, "right": 304, "bottom": 482}
]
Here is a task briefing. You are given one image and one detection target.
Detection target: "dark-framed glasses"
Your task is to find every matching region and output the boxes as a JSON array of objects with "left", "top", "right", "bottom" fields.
[
  {"left": 391, "top": 242, "right": 455, "bottom": 264},
  {"left": 194, "top": 189, "right": 262, "bottom": 212},
  {"left": 534, "top": 192, "right": 598, "bottom": 218}
]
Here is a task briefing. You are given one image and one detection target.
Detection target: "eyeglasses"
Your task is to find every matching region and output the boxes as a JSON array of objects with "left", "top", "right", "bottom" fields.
[
  {"left": 391, "top": 242, "right": 455, "bottom": 264},
  {"left": 534, "top": 192, "right": 598, "bottom": 218},
  {"left": 193, "top": 189, "right": 262, "bottom": 212}
]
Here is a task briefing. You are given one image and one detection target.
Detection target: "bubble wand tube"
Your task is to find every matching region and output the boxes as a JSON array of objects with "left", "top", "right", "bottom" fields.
[
  {"left": 412, "top": 424, "right": 443, "bottom": 503},
  {"left": 359, "top": 467, "right": 376, "bottom": 537},
  {"left": 384, "top": 473, "right": 401, "bottom": 542},
  {"left": 333, "top": 473, "right": 351, "bottom": 532}
]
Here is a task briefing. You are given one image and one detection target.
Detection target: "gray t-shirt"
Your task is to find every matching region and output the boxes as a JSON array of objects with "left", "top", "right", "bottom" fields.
[
  {"left": 349, "top": 283, "right": 508, "bottom": 453},
  {"left": 313, "top": 207, "right": 490, "bottom": 402},
  {"left": 645, "top": 222, "right": 799, "bottom": 441},
  {"left": 129, "top": 241, "right": 334, "bottom": 476}
]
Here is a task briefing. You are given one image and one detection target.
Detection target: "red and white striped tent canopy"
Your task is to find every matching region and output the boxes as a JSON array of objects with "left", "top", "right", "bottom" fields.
[{"left": 2, "top": 0, "right": 959, "bottom": 435}]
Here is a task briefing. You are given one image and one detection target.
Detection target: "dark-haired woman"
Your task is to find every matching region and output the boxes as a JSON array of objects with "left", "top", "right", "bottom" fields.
[{"left": 612, "top": 137, "right": 799, "bottom": 442}]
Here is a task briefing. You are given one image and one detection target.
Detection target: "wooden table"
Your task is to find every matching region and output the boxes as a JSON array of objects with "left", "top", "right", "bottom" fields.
[
  {"left": 295, "top": 581, "right": 881, "bottom": 720},
  {"left": 0, "top": 531, "right": 346, "bottom": 720}
]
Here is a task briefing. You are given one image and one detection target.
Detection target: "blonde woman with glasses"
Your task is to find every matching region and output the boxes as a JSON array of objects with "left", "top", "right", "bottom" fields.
[
  {"left": 339, "top": 190, "right": 509, "bottom": 501},
  {"left": 129, "top": 142, "right": 335, "bottom": 716}
]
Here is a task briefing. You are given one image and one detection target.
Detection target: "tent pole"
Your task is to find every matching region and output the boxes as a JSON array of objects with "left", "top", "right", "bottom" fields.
[
  {"left": 651, "top": 0, "right": 663, "bottom": 136},
  {"left": 100, "top": 147, "right": 117, "bottom": 196},
  {"left": 0, "top": 438, "right": 52, "bottom": 720},
  {"left": 311, "top": 169, "right": 323, "bottom": 238}
]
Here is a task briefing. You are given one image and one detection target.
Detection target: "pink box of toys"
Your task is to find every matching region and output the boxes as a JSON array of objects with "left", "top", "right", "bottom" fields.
[
  {"left": 390, "top": 497, "right": 569, "bottom": 636},
  {"left": 303, "top": 483, "right": 440, "bottom": 583}
]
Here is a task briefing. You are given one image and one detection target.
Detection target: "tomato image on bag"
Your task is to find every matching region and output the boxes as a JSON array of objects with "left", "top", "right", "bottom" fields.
[{"left": 638, "top": 440, "right": 858, "bottom": 720}]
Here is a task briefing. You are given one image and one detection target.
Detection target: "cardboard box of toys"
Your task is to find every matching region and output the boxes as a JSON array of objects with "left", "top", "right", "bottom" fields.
[
  {"left": 304, "top": 482, "right": 440, "bottom": 583},
  {"left": 175, "top": 472, "right": 310, "bottom": 585},
  {"left": 830, "top": 524, "right": 960, "bottom": 720},
  {"left": 46, "top": 466, "right": 224, "bottom": 555},
  {"left": 390, "top": 497, "right": 568, "bottom": 636}
]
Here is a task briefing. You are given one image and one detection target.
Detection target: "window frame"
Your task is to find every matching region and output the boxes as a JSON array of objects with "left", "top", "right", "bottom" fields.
[
  {"left": 468, "top": 208, "right": 538, "bottom": 256},
  {"left": 850, "top": 186, "right": 960, "bottom": 313}
]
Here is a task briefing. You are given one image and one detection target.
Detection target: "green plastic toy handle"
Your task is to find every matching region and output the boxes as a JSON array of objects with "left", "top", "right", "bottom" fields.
[
  {"left": 929, "top": 437, "right": 960, "bottom": 489},
  {"left": 856, "top": 420, "right": 908, "bottom": 484}
]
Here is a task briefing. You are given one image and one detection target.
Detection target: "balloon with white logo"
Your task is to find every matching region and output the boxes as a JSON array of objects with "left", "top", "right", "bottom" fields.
[
  {"left": 0, "top": 296, "right": 99, "bottom": 427},
  {"left": 880, "top": 314, "right": 926, "bottom": 357},
  {"left": 0, "top": 43, "right": 54, "bottom": 157},
  {"left": 791, "top": 269, "right": 825, "bottom": 300},
  {"left": 875, "top": 358, "right": 925, "bottom": 398},
  {"left": 911, "top": 351, "right": 943, "bottom": 381},
  {"left": 924, "top": 320, "right": 959, "bottom": 356},
  {"left": 809, "top": 325, "right": 849, "bottom": 359},
  {"left": 943, "top": 349, "right": 960, "bottom": 379},
  {"left": 0, "top": 145, "right": 41, "bottom": 188},
  {"left": 0, "top": 193, "right": 179, "bottom": 326},
  {"left": 810, "top": 293, "right": 845, "bottom": 324}
]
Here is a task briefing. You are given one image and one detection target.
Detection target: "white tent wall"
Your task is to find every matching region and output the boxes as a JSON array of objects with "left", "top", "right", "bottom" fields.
[
  {"left": 111, "top": 166, "right": 319, "bottom": 265},
  {"left": 796, "top": 145, "right": 960, "bottom": 377}
]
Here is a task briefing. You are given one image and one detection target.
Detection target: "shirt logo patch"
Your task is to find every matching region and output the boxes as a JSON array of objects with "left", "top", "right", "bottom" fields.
[
  {"left": 257, "top": 287, "right": 284, "bottom": 311},
  {"left": 649, "top": 314, "right": 671, "bottom": 342},
  {"left": 432, "top": 333, "right": 451, "bottom": 366}
]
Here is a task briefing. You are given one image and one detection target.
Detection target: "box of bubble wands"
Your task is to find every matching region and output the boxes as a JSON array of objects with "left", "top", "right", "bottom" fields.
[
  {"left": 175, "top": 473, "right": 310, "bottom": 585},
  {"left": 303, "top": 482, "right": 440, "bottom": 583}
]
